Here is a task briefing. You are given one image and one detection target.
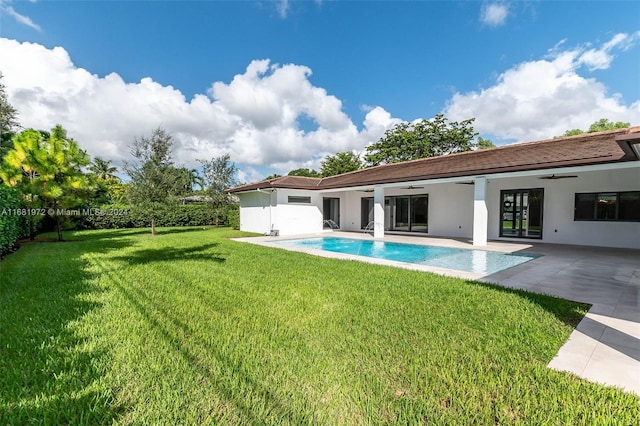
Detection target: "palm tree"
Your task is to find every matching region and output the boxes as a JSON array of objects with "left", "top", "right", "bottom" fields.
[{"left": 89, "top": 157, "right": 120, "bottom": 182}]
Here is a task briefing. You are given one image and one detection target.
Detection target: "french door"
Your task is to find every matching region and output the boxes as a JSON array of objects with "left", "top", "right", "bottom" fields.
[{"left": 500, "top": 189, "right": 543, "bottom": 239}]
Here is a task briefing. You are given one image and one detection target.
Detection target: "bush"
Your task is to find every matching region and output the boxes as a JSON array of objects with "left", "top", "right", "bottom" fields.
[
  {"left": 227, "top": 205, "right": 239, "bottom": 230},
  {"left": 0, "top": 185, "right": 24, "bottom": 257},
  {"left": 76, "top": 203, "right": 227, "bottom": 229}
]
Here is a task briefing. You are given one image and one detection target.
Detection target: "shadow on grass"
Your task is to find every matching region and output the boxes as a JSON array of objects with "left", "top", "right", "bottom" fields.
[
  {"left": 110, "top": 275, "right": 311, "bottom": 424},
  {"left": 108, "top": 226, "right": 225, "bottom": 238},
  {"left": 0, "top": 233, "right": 132, "bottom": 424},
  {"left": 112, "top": 243, "right": 226, "bottom": 265},
  {"left": 466, "top": 280, "right": 589, "bottom": 327}
]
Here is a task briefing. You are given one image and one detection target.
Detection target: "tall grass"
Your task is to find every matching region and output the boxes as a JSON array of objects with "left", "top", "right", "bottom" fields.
[{"left": 1, "top": 227, "right": 637, "bottom": 424}]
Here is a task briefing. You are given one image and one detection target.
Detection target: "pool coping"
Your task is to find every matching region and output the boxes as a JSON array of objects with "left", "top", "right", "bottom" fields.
[{"left": 233, "top": 231, "right": 640, "bottom": 396}]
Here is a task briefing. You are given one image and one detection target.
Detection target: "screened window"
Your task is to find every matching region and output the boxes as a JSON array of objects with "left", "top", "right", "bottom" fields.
[
  {"left": 288, "top": 196, "right": 311, "bottom": 204},
  {"left": 574, "top": 192, "right": 640, "bottom": 222}
]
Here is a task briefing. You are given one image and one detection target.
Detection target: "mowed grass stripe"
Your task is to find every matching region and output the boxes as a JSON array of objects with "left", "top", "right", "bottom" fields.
[{"left": 1, "top": 227, "right": 638, "bottom": 425}]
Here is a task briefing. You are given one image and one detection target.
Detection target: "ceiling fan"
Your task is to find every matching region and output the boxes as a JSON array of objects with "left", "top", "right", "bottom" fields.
[
  {"left": 403, "top": 185, "right": 424, "bottom": 190},
  {"left": 539, "top": 174, "right": 578, "bottom": 180}
]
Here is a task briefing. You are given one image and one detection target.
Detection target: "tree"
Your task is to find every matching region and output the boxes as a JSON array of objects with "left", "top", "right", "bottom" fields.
[
  {"left": 264, "top": 173, "right": 282, "bottom": 180},
  {"left": 320, "top": 151, "right": 362, "bottom": 176},
  {"left": 561, "top": 118, "right": 630, "bottom": 137},
  {"left": 173, "top": 167, "right": 204, "bottom": 198},
  {"left": 287, "top": 168, "right": 321, "bottom": 177},
  {"left": 562, "top": 128, "right": 584, "bottom": 137},
  {"left": 87, "top": 158, "right": 124, "bottom": 206},
  {"left": 43, "top": 126, "right": 92, "bottom": 241},
  {"left": 88, "top": 157, "right": 120, "bottom": 182},
  {"left": 0, "top": 125, "right": 91, "bottom": 241},
  {"left": 199, "top": 154, "right": 239, "bottom": 226},
  {"left": 0, "top": 71, "right": 19, "bottom": 160},
  {"left": 476, "top": 137, "right": 495, "bottom": 150},
  {"left": 0, "top": 129, "right": 45, "bottom": 239},
  {"left": 124, "top": 127, "right": 180, "bottom": 235},
  {"left": 364, "top": 114, "right": 479, "bottom": 166},
  {"left": 587, "top": 118, "right": 630, "bottom": 133}
]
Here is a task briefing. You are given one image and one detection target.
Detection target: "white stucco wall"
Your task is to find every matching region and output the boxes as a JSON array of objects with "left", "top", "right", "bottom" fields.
[
  {"left": 425, "top": 184, "right": 474, "bottom": 238},
  {"left": 274, "top": 189, "right": 324, "bottom": 236},
  {"left": 342, "top": 191, "right": 365, "bottom": 232},
  {"left": 238, "top": 191, "right": 275, "bottom": 234}
]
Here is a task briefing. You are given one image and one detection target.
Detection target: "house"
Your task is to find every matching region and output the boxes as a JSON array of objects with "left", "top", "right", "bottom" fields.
[{"left": 227, "top": 127, "right": 640, "bottom": 249}]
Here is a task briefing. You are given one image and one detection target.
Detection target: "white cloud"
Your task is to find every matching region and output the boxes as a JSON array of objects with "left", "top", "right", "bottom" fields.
[
  {"left": 480, "top": 3, "right": 509, "bottom": 27},
  {"left": 444, "top": 33, "right": 640, "bottom": 142},
  {"left": 0, "top": 2, "right": 41, "bottom": 31},
  {"left": 577, "top": 32, "right": 640, "bottom": 71},
  {"left": 0, "top": 38, "right": 398, "bottom": 180},
  {"left": 278, "top": 0, "right": 289, "bottom": 18}
]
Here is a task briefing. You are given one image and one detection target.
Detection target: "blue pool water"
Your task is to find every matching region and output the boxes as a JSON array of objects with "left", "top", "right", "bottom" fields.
[{"left": 274, "top": 237, "right": 538, "bottom": 275}]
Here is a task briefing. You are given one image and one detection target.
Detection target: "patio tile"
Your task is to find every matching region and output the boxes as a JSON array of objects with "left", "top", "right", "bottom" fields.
[
  {"left": 599, "top": 327, "right": 640, "bottom": 353},
  {"left": 581, "top": 344, "right": 640, "bottom": 394}
]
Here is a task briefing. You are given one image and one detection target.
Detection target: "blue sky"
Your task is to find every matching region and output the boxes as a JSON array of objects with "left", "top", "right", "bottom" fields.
[{"left": 1, "top": 1, "right": 639, "bottom": 182}]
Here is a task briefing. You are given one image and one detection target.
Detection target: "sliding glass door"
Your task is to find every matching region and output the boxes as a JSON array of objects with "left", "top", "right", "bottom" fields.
[
  {"left": 361, "top": 195, "right": 428, "bottom": 233},
  {"left": 500, "top": 189, "right": 543, "bottom": 239},
  {"left": 391, "top": 197, "right": 410, "bottom": 231},
  {"left": 323, "top": 197, "right": 340, "bottom": 229},
  {"left": 388, "top": 195, "right": 428, "bottom": 233},
  {"left": 410, "top": 196, "right": 429, "bottom": 232},
  {"left": 361, "top": 197, "right": 374, "bottom": 229}
]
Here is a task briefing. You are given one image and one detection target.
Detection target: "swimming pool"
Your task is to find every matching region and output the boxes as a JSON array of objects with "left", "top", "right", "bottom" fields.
[{"left": 274, "top": 237, "right": 539, "bottom": 275}]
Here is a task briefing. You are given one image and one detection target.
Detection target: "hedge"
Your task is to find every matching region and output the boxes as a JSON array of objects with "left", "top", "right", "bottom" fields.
[
  {"left": 0, "top": 185, "right": 26, "bottom": 257},
  {"left": 76, "top": 203, "right": 231, "bottom": 230}
]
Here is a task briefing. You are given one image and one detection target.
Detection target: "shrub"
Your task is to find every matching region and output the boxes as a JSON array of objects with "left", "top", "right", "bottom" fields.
[
  {"left": 227, "top": 205, "right": 240, "bottom": 230},
  {"left": 0, "top": 185, "right": 24, "bottom": 257},
  {"left": 76, "top": 203, "right": 225, "bottom": 229}
]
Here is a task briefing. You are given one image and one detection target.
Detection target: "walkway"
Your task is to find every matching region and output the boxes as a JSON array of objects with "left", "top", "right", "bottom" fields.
[{"left": 240, "top": 232, "right": 640, "bottom": 395}]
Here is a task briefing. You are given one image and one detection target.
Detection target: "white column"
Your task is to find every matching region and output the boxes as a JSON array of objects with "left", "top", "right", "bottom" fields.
[
  {"left": 373, "top": 186, "right": 385, "bottom": 238},
  {"left": 473, "top": 177, "right": 488, "bottom": 246}
]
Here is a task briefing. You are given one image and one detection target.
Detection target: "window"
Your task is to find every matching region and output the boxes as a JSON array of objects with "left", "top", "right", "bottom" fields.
[
  {"left": 288, "top": 196, "right": 311, "bottom": 204},
  {"left": 574, "top": 191, "right": 640, "bottom": 222}
]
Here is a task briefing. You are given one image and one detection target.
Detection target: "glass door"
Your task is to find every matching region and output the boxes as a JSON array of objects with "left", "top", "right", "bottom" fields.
[
  {"left": 410, "top": 196, "right": 428, "bottom": 233},
  {"left": 391, "top": 197, "right": 410, "bottom": 231},
  {"left": 361, "top": 197, "right": 374, "bottom": 229},
  {"left": 500, "top": 189, "right": 543, "bottom": 239},
  {"left": 323, "top": 198, "right": 340, "bottom": 229}
]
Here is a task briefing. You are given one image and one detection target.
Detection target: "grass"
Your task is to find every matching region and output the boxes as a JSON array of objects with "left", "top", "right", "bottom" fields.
[{"left": 0, "top": 227, "right": 638, "bottom": 424}]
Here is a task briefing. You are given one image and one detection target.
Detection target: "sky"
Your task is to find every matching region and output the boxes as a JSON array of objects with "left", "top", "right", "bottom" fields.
[{"left": 1, "top": 0, "right": 639, "bottom": 183}]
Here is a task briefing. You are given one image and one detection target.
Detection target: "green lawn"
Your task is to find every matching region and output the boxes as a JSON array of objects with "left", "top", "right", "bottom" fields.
[{"left": 1, "top": 227, "right": 637, "bottom": 424}]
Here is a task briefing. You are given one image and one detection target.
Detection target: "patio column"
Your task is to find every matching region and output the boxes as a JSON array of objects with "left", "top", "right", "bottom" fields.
[
  {"left": 373, "top": 186, "right": 385, "bottom": 238},
  {"left": 473, "top": 176, "right": 488, "bottom": 246}
]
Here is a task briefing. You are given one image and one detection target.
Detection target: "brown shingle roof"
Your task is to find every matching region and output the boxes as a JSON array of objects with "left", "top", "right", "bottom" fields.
[
  {"left": 227, "top": 175, "right": 322, "bottom": 193},
  {"left": 227, "top": 127, "right": 640, "bottom": 193}
]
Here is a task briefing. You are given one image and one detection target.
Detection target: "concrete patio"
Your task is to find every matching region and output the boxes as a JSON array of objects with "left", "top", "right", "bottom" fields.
[{"left": 239, "top": 232, "right": 640, "bottom": 395}]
